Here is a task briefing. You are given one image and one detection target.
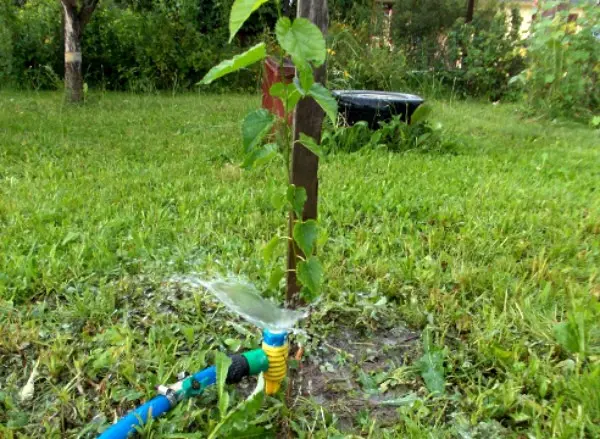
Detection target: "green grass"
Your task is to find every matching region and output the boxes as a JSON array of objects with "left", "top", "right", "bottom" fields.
[{"left": 1, "top": 91, "right": 599, "bottom": 438}]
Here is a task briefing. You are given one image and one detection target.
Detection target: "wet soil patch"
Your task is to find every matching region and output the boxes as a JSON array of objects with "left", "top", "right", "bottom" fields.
[{"left": 291, "top": 323, "right": 421, "bottom": 432}]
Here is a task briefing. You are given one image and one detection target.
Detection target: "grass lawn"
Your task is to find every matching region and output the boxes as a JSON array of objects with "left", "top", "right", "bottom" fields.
[{"left": 1, "top": 91, "right": 599, "bottom": 438}]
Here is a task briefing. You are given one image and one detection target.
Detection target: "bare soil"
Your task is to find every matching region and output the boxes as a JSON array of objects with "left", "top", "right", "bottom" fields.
[{"left": 290, "top": 323, "right": 421, "bottom": 432}]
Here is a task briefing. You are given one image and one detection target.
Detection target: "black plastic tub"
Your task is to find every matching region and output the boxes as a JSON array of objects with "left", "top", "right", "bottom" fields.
[{"left": 332, "top": 90, "right": 424, "bottom": 129}]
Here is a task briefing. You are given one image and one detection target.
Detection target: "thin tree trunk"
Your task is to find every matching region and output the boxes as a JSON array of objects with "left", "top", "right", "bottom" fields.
[
  {"left": 466, "top": 0, "right": 475, "bottom": 23},
  {"left": 61, "top": 0, "right": 83, "bottom": 102},
  {"left": 286, "top": 0, "right": 328, "bottom": 308}
]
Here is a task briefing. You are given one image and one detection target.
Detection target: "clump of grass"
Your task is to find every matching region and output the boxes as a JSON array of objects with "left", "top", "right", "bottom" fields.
[
  {"left": 0, "top": 91, "right": 598, "bottom": 437},
  {"left": 322, "top": 117, "right": 458, "bottom": 155}
]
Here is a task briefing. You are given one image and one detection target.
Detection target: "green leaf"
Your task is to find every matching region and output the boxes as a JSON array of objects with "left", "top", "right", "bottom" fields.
[
  {"left": 308, "top": 83, "right": 338, "bottom": 124},
  {"left": 242, "top": 109, "right": 275, "bottom": 153},
  {"left": 60, "top": 231, "right": 81, "bottom": 247},
  {"left": 293, "top": 56, "right": 314, "bottom": 93},
  {"left": 287, "top": 184, "right": 307, "bottom": 218},
  {"left": 208, "top": 374, "right": 265, "bottom": 439},
  {"left": 199, "top": 43, "right": 267, "bottom": 85},
  {"left": 357, "top": 369, "right": 378, "bottom": 392},
  {"left": 224, "top": 338, "right": 242, "bottom": 351},
  {"left": 269, "top": 82, "right": 285, "bottom": 97},
  {"left": 557, "top": 310, "right": 590, "bottom": 357},
  {"left": 508, "top": 73, "right": 525, "bottom": 86},
  {"left": 554, "top": 322, "right": 576, "bottom": 353},
  {"left": 215, "top": 352, "right": 232, "bottom": 418},
  {"left": 270, "top": 190, "right": 287, "bottom": 210},
  {"left": 417, "top": 348, "right": 445, "bottom": 395},
  {"left": 229, "top": 0, "right": 270, "bottom": 43},
  {"left": 376, "top": 393, "right": 419, "bottom": 407},
  {"left": 275, "top": 17, "right": 326, "bottom": 66},
  {"left": 410, "top": 104, "right": 432, "bottom": 124},
  {"left": 296, "top": 256, "right": 323, "bottom": 296},
  {"left": 262, "top": 236, "right": 282, "bottom": 263},
  {"left": 317, "top": 227, "right": 329, "bottom": 247},
  {"left": 293, "top": 219, "right": 318, "bottom": 257},
  {"left": 242, "top": 143, "right": 278, "bottom": 168},
  {"left": 270, "top": 82, "right": 302, "bottom": 113},
  {"left": 511, "top": 412, "right": 531, "bottom": 423},
  {"left": 298, "top": 133, "right": 324, "bottom": 158},
  {"left": 268, "top": 266, "right": 285, "bottom": 291}
]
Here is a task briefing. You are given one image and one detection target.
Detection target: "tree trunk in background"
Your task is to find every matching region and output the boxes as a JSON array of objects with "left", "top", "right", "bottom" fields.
[
  {"left": 60, "top": 0, "right": 98, "bottom": 103},
  {"left": 466, "top": 0, "right": 475, "bottom": 23},
  {"left": 286, "top": 0, "right": 328, "bottom": 308},
  {"left": 61, "top": 1, "right": 83, "bottom": 102}
]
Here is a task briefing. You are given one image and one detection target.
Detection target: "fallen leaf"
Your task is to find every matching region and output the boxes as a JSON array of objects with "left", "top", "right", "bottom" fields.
[{"left": 19, "top": 359, "right": 40, "bottom": 402}]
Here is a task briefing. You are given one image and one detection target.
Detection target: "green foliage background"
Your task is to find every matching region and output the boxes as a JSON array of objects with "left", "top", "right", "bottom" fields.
[
  {"left": 0, "top": 0, "right": 277, "bottom": 91},
  {"left": 0, "top": 0, "right": 597, "bottom": 117}
]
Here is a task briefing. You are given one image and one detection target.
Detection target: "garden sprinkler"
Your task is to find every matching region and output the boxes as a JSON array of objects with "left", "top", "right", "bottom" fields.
[{"left": 98, "top": 279, "right": 299, "bottom": 439}]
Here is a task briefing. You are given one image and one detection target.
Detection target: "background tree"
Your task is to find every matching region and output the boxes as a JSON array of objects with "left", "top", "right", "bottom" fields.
[
  {"left": 60, "top": 0, "right": 99, "bottom": 102},
  {"left": 466, "top": 0, "right": 475, "bottom": 23},
  {"left": 392, "top": 0, "right": 463, "bottom": 67}
]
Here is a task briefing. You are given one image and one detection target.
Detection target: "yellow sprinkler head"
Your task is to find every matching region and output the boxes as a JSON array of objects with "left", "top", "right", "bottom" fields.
[{"left": 261, "top": 330, "right": 289, "bottom": 395}]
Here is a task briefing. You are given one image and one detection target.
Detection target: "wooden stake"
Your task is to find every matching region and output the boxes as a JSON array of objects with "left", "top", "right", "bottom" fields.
[{"left": 286, "top": 0, "right": 329, "bottom": 308}]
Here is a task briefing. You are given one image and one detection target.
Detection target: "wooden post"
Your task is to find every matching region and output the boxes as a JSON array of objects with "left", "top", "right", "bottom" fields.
[{"left": 286, "top": 0, "right": 328, "bottom": 308}]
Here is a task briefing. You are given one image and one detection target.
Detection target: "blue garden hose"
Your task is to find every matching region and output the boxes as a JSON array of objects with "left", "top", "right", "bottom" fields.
[
  {"left": 98, "top": 367, "right": 217, "bottom": 439},
  {"left": 97, "top": 333, "right": 280, "bottom": 439}
]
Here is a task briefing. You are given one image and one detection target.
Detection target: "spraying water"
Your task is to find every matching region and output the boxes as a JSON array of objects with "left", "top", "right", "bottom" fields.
[{"left": 170, "top": 275, "right": 306, "bottom": 333}]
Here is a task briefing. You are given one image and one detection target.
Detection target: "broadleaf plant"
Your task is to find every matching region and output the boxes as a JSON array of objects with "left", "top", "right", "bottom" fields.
[
  {"left": 242, "top": 109, "right": 275, "bottom": 153},
  {"left": 275, "top": 17, "right": 327, "bottom": 66},
  {"left": 293, "top": 220, "right": 318, "bottom": 257},
  {"left": 417, "top": 329, "right": 446, "bottom": 396},
  {"left": 199, "top": 1, "right": 337, "bottom": 304},
  {"left": 229, "top": 0, "right": 271, "bottom": 43},
  {"left": 215, "top": 352, "right": 232, "bottom": 418},
  {"left": 200, "top": 43, "right": 267, "bottom": 85}
]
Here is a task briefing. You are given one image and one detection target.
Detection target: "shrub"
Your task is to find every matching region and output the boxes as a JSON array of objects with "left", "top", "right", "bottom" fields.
[
  {"left": 389, "top": 0, "right": 525, "bottom": 100},
  {"left": 322, "top": 107, "right": 457, "bottom": 155},
  {"left": 0, "top": 0, "right": 15, "bottom": 86},
  {"left": 0, "top": 0, "right": 274, "bottom": 91},
  {"left": 83, "top": 0, "right": 273, "bottom": 91},
  {"left": 327, "top": 22, "right": 408, "bottom": 92},
  {"left": 511, "top": 4, "right": 600, "bottom": 121},
  {"left": 3, "top": 0, "right": 63, "bottom": 90},
  {"left": 329, "top": 0, "right": 373, "bottom": 27},
  {"left": 444, "top": 8, "right": 525, "bottom": 100},
  {"left": 392, "top": 0, "right": 464, "bottom": 69}
]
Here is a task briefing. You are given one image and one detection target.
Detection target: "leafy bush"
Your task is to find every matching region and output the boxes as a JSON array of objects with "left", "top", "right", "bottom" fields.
[
  {"left": 392, "top": 0, "right": 464, "bottom": 69},
  {"left": 85, "top": 0, "right": 276, "bottom": 91},
  {"left": 0, "top": 0, "right": 15, "bottom": 85},
  {"left": 511, "top": 4, "right": 600, "bottom": 121},
  {"left": 329, "top": 0, "right": 373, "bottom": 26},
  {"left": 327, "top": 22, "right": 409, "bottom": 92},
  {"left": 389, "top": 0, "right": 525, "bottom": 100},
  {"left": 0, "top": 0, "right": 274, "bottom": 91},
  {"left": 1, "top": 0, "right": 62, "bottom": 90},
  {"left": 444, "top": 8, "right": 525, "bottom": 99},
  {"left": 322, "top": 105, "right": 457, "bottom": 154}
]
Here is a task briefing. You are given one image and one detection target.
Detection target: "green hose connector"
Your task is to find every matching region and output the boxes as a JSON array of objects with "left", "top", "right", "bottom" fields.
[
  {"left": 243, "top": 349, "right": 270, "bottom": 376},
  {"left": 181, "top": 376, "right": 204, "bottom": 398}
]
